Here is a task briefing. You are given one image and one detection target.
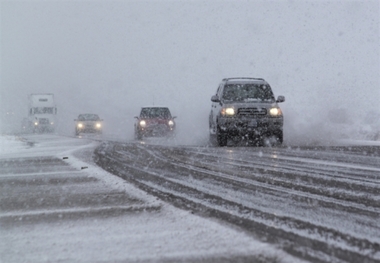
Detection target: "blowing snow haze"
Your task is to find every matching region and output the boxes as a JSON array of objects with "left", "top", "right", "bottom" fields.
[{"left": 1, "top": 0, "right": 379, "bottom": 145}]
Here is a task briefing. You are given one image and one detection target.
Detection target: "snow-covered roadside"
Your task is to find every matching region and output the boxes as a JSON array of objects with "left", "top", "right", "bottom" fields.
[
  {"left": 0, "top": 134, "right": 307, "bottom": 263},
  {"left": 0, "top": 135, "right": 29, "bottom": 154}
]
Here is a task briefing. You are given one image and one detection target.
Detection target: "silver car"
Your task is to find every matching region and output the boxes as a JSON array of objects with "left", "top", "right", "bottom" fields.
[{"left": 74, "top": 114, "right": 103, "bottom": 135}]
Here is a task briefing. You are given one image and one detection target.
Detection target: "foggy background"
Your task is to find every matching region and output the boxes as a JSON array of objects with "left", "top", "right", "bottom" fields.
[{"left": 1, "top": 0, "right": 379, "bottom": 145}]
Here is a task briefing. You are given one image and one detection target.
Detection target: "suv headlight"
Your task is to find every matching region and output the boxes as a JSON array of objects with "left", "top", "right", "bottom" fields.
[
  {"left": 269, "top": 107, "right": 282, "bottom": 116},
  {"left": 168, "top": 120, "right": 174, "bottom": 126},
  {"left": 96, "top": 123, "right": 101, "bottom": 128},
  {"left": 221, "top": 107, "right": 235, "bottom": 116},
  {"left": 77, "top": 123, "right": 83, "bottom": 128},
  {"left": 139, "top": 120, "right": 146, "bottom": 127}
]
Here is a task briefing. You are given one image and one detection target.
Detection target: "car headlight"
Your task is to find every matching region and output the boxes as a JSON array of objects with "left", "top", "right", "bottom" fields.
[
  {"left": 221, "top": 107, "right": 235, "bottom": 116},
  {"left": 96, "top": 123, "right": 101, "bottom": 128},
  {"left": 34, "top": 122, "right": 38, "bottom": 126},
  {"left": 168, "top": 120, "right": 174, "bottom": 126},
  {"left": 269, "top": 107, "right": 282, "bottom": 116},
  {"left": 139, "top": 120, "right": 146, "bottom": 127},
  {"left": 77, "top": 123, "right": 83, "bottom": 128}
]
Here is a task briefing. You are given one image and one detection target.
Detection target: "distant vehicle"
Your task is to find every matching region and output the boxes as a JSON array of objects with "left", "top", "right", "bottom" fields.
[
  {"left": 134, "top": 107, "right": 176, "bottom": 140},
  {"left": 209, "top": 78, "right": 285, "bottom": 146},
  {"left": 74, "top": 114, "right": 103, "bottom": 135},
  {"left": 23, "top": 94, "right": 57, "bottom": 133}
]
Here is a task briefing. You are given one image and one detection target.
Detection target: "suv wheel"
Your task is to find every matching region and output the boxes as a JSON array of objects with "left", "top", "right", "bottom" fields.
[
  {"left": 135, "top": 131, "right": 142, "bottom": 140},
  {"left": 262, "top": 131, "right": 283, "bottom": 147},
  {"left": 216, "top": 126, "right": 227, "bottom": 147},
  {"left": 277, "top": 130, "right": 283, "bottom": 144}
]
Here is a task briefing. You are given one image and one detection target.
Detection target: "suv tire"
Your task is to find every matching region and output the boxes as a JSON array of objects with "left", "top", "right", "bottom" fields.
[
  {"left": 216, "top": 126, "right": 227, "bottom": 146},
  {"left": 135, "top": 131, "right": 142, "bottom": 140}
]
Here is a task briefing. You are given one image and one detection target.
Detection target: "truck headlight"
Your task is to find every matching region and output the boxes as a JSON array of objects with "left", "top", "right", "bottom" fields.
[
  {"left": 96, "top": 123, "right": 101, "bottom": 128},
  {"left": 139, "top": 120, "right": 146, "bottom": 127},
  {"left": 77, "top": 123, "right": 83, "bottom": 128},
  {"left": 269, "top": 107, "right": 282, "bottom": 116},
  {"left": 221, "top": 107, "right": 235, "bottom": 116},
  {"left": 168, "top": 120, "right": 174, "bottom": 126}
]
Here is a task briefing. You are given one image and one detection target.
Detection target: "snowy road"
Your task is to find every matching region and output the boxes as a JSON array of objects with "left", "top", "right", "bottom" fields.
[
  {"left": 0, "top": 135, "right": 300, "bottom": 263},
  {"left": 95, "top": 140, "right": 380, "bottom": 263}
]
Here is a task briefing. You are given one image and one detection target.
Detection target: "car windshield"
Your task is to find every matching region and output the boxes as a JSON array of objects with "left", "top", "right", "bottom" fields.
[
  {"left": 140, "top": 108, "right": 171, "bottom": 119},
  {"left": 222, "top": 84, "right": 275, "bottom": 102},
  {"left": 78, "top": 114, "right": 100, "bottom": 121}
]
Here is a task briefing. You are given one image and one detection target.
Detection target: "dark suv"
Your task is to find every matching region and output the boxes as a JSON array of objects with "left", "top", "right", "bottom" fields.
[
  {"left": 209, "top": 78, "right": 285, "bottom": 146},
  {"left": 134, "top": 107, "right": 176, "bottom": 140}
]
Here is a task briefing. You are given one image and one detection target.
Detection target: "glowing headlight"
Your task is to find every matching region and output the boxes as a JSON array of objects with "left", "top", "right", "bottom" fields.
[
  {"left": 269, "top": 108, "right": 282, "bottom": 116},
  {"left": 77, "top": 123, "right": 83, "bottom": 128},
  {"left": 139, "top": 120, "right": 146, "bottom": 127},
  {"left": 96, "top": 123, "right": 101, "bottom": 128},
  {"left": 50, "top": 122, "right": 54, "bottom": 125},
  {"left": 168, "top": 120, "right": 174, "bottom": 126},
  {"left": 34, "top": 122, "right": 38, "bottom": 126},
  {"left": 221, "top": 107, "right": 235, "bottom": 116}
]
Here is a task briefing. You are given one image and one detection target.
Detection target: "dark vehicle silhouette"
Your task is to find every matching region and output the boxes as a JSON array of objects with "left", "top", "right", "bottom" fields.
[
  {"left": 134, "top": 107, "right": 176, "bottom": 140},
  {"left": 209, "top": 78, "right": 285, "bottom": 146}
]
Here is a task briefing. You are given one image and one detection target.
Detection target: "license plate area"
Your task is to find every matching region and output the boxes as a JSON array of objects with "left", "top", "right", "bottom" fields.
[{"left": 247, "top": 120, "right": 257, "bottom": 127}]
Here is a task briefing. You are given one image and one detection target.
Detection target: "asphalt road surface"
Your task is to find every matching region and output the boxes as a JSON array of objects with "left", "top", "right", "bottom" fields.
[{"left": 95, "top": 140, "right": 380, "bottom": 263}]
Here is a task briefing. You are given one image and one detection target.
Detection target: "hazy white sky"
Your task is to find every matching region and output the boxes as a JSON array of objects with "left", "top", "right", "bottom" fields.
[{"left": 1, "top": 0, "right": 379, "bottom": 142}]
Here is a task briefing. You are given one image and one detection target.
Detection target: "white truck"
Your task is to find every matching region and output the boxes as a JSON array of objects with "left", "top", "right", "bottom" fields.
[{"left": 22, "top": 94, "right": 57, "bottom": 133}]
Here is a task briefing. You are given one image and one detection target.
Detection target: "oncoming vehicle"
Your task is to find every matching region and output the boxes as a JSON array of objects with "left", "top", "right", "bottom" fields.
[
  {"left": 74, "top": 114, "right": 103, "bottom": 135},
  {"left": 209, "top": 78, "right": 285, "bottom": 146},
  {"left": 134, "top": 107, "right": 176, "bottom": 140},
  {"left": 24, "top": 93, "right": 57, "bottom": 133}
]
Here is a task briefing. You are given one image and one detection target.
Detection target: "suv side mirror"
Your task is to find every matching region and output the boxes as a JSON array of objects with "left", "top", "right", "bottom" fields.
[
  {"left": 172, "top": 116, "right": 177, "bottom": 119},
  {"left": 211, "top": 95, "right": 220, "bottom": 102},
  {"left": 276, "top": 95, "right": 285, "bottom": 103},
  {"left": 134, "top": 116, "right": 139, "bottom": 119}
]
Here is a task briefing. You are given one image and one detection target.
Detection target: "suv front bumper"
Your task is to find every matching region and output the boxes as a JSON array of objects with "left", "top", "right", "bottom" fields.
[
  {"left": 137, "top": 125, "right": 175, "bottom": 137},
  {"left": 218, "top": 116, "right": 283, "bottom": 136}
]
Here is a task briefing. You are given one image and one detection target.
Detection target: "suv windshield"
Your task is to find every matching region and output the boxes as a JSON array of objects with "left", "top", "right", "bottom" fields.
[
  {"left": 78, "top": 114, "right": 100, "bottom": 121},
  {"left": 141, "top": 108, "right": 171, "bottom": 119},
  {"left": 222, "top": 84, "right": 275, "bottom": 102}
]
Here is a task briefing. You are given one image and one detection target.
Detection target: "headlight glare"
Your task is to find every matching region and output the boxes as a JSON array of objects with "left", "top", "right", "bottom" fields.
[
  {"left": 269, "top": 108, "right": 282, "bottom": 116},
  {"left": 139, "top": 120, "right": 146, "bottom": 127},
  {"left": 221, "top": 107, "right": 235, "bottom": 116},
  {"left": 77, "top": 123, "right": 83, "bottom": 128},
  {"left": 34, "top": 122, "right": 38, "bottom": 126},
  {"left": 96, "top": 123, "right": 101, "bottom": 128},
  {"left": 168, "top": 120, "right": 174, "bottom": 126}
]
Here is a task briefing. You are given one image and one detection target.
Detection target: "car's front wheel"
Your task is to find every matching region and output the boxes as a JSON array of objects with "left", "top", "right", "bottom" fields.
[
  {"left": 135, "top": 131, "right": 142, "bottom": 140},
  {"left": 216, "top": 126, "right": 227, "bottom": 147},
  {"left": 262, "top": 131, "right": 283, "bottom": 147}
]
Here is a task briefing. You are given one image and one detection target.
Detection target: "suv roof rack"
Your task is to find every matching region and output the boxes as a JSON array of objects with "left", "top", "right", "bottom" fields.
[{"left": 223, "top": 77, "right": 265, "bottom": 82}]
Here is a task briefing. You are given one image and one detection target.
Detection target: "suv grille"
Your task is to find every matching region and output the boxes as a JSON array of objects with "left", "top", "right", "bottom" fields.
[
  {"left": 39, "top": 118, "right": 50, "bottom": 124},
  {"left": 238, "top": 108, "right": 267, "bottom": 116}
]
